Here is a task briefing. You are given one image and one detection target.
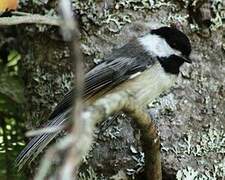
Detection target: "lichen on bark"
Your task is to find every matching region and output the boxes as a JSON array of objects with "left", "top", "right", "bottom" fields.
[{"left": 15, "top": 0, "right": 225, "bottom": 179}]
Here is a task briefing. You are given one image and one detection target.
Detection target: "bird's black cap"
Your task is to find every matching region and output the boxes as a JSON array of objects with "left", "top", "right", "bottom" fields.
[{"left": 151, "top": 26, "right": 192, "bottom": 63}]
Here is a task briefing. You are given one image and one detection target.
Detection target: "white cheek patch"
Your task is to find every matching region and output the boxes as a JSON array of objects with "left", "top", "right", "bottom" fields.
[{"left": 138, "top": 34, "right": 176, "bottom": 58}]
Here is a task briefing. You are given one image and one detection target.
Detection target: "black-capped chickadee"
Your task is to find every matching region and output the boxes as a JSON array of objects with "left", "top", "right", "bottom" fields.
[{"left": 16, "top": 26, "right": 192, "bottom": 168}]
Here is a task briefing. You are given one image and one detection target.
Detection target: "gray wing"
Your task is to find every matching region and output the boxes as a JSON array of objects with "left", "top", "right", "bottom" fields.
[
  {"left": 50, "top": 39, "right": 155, "bottom": 120},
  {"left": 85, "top": 39, "right": 156, "bottom": 96},
  {"left": 15, "top": 39, "right": 157, "bottom": 169}
]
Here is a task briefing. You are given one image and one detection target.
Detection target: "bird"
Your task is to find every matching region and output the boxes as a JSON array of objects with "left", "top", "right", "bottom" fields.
[
  {"left": 15, "top": 26, "right": 192, "bottom": 169},
  {"left": 0, "top": 0, "right": 18, "bottom": 16}
]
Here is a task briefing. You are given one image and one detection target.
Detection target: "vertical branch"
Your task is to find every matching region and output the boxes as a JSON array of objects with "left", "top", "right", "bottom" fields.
[
  {"left": 123, "top": 100, "right": 162, "bottom": 180},
  {"left": 59, "top": 0, "right": 84, "bottom": 179}
]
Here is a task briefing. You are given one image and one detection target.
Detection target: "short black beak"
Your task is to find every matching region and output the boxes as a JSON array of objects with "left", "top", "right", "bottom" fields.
[{"left": 181, "top": 55, "right": 192, "bottom": 63}]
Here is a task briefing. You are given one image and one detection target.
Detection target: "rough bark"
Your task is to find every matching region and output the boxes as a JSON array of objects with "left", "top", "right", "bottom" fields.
[{"left": 12, "top": 0, "right": 225, "bottom": 179}]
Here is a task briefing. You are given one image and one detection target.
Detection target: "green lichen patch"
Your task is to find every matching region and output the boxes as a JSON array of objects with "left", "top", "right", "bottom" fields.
[
  {"left": 164, "top": 125, "right": 225, "bottom": 179},
  {"left": 72, "top": 0, "right": 179, "bottom": 34},
  {"left": 210, "top": 0, "right": 225, "bottom": 30}
]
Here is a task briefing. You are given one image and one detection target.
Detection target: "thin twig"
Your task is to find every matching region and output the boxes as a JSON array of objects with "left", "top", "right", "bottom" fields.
[
  {"left": 26, "top": 125, "right": 65, "bottom": 137},
  {"left": 58, "top": 0, "right": 85, "bottom": 179},
  {"left": 12, "top": 11, "right": 35, "bottom": 16},
  {"left": 0, "top": 14, "right": 61, "bottom": 26}
]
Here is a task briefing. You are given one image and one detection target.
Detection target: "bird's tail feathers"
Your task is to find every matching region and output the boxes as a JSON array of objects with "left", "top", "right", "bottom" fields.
[{"left": 15, "top": 109, "right": 70, "bottom": 170}]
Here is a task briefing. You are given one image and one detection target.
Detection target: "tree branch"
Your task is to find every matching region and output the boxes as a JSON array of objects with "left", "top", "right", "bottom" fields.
[
  {"left": 58, "top": 0, "right": 85, "bottom": 179},
  {"left": 35, "top": 91, "right": 162, "bottom": 180},
  {"left": 0, "top": 14, "right": 61, "bottom": 26}
]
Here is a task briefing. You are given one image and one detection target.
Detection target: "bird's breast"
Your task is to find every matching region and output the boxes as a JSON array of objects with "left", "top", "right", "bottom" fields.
[{"left": 88, "top": 63, "right": 177, "bottom": 107}]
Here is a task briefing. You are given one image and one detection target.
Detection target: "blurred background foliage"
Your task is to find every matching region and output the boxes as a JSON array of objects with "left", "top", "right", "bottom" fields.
[{"left": 0, "top": 49, "right": 26, "bottom": 179}]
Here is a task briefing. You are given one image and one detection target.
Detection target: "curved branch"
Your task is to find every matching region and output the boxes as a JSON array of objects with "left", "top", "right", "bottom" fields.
[{"left": 35, "top": 91, "right": 161, "bottom": 180}]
